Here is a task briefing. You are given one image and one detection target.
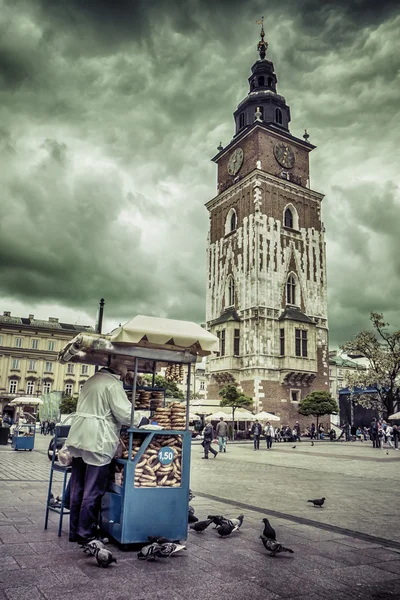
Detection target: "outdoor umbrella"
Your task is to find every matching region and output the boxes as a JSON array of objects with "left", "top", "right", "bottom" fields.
[
  {"left": 189, "top": 412, "right": 201, "bottom": 421},
  {"left": 9, "top": 397, "right": 43, "bottom": 406},
  {"left": 388, "top": 411, "right": 400, "bottom": 419},
  {"left": 254, "top": 411, "right": 280, "bottom": 421}
]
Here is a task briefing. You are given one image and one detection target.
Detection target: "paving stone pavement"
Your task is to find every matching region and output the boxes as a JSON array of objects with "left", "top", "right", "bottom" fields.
[{"left": 0, "top": 435, "right": 399, "bottom": 600}]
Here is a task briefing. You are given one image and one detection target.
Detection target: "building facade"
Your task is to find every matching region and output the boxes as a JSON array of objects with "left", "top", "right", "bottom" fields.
[
  {"left": 205, "top": 25, "right": 329, "bottom": 425},
  {"left": 329, "top": 351, "right": 366, "bottom": 425},
  {"left": 0, "top": 311, "right": 95, "bottom": 417}
]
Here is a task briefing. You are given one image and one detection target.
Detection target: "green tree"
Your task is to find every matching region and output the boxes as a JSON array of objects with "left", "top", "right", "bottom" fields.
[
  {"left": 59, "top": 395, "right": 78, "bottom": 414},
  {"left": 142, "top": 375, "right": 184, "bottom": 399},
  {"left": 341, "top": 312, "right": 400, "bottom": 416},
  {"left": 298, "top": 391, "right": 338, "bottom": 429},
  {"left": 219, "top": 383, "right": 253, "bottom": 424}
]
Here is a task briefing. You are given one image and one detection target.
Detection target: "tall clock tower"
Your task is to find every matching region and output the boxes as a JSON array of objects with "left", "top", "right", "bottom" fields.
[{"left": 205, "top": 23, "right": 329, "bottom": 423}]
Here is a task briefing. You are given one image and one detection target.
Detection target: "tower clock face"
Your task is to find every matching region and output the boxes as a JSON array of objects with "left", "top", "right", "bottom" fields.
[
  {"left": 227, "top": 148, "right": 244, "bottom": 175},
  {"left": 274, "top": 142, "right": 295, "bottom": 169}
]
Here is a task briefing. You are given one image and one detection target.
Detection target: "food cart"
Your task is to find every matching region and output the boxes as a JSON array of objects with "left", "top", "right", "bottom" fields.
[
  {"left": 9, "top": 398, "right": 41, "bottom": 451},
  {"left": 58, "top": 315, "right": 219, "bottom": 545}
]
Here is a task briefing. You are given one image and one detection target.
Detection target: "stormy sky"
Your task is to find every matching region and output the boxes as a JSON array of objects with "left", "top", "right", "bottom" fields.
[{"left": 0, "top": 0, "right": 399, "bottom": 347}]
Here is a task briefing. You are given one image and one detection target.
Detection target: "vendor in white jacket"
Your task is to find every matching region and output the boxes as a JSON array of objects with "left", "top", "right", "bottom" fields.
[{"left": 66, "top": 359, "right": 131, "bottom": 543}]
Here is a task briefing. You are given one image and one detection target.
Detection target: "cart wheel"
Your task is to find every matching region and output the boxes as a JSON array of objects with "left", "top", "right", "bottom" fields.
[{"left": 29, "top": 449, "right": 32, "bottom": 451}]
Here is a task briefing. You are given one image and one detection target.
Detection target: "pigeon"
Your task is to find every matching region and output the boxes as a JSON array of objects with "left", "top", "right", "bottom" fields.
[
  {"left": 208, "top": 515, "right": 234, "bottom": 528},
  {"left": 216, "top": 523, "right": 239, "bottom": 537},
  {"left": 188, "top": 505, "right": 199, "bottom": 523},
  {"left": 189, "top": 489, "right": 195, "bottom": 501},
  {"left": 94, "top": 547, "right": 117, "bottom": 568},
  {"left": 262, "top": 518, "right": 276, "bottom": 540},
  {"left": 311, "top": 441, "right": 314, "bottom": 446},
  {"left": 138, "top": 543, "right": 161, "bottom": 561},
  {"left": 260, "top": 535, "right": 294, "bottom": 557},
  {"left": 82, "top": 539, "right": 106, "bottom": 555},
  {"left": 190, "top": 518, "right": 213, "bottom": 533},
  {"left": 292, "top": 446, "right": 296, "bottom": 449},
  {"left": 155, "top": 542, "right": 186, "bottom": 557},
  {"left": 229, "top": 514, "right": 244, "bottom": 529},
  {"left": 307, "top": 497, "right": 325, "bottom": 507},
  {"left": 386, "top": 451, "right": 389, "bottom": 455},
  {"left": 147, "top": 536, "right": 173, "bottom": 545}
]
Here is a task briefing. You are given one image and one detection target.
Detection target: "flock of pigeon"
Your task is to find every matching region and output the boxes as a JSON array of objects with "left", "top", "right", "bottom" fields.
[{"left": 79, "top": 493, "right": 326, "bottom": 566}]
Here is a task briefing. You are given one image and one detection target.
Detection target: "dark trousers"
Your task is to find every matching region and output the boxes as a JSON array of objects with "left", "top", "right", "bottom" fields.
[
  {"left": 253, "top": 435, "right": 260, "bottom": 449},
  {"left": 265, "top": 436, "right": 273, "bottom": 449},
  {"left": 372, "top": 433, "right": 380, "bottom": 448},
  {"left": 69, "top": 457, "right": 110, "bottom": 540},
  {"left": 203, "top": 440, "right": 217, "bottom": 458}
]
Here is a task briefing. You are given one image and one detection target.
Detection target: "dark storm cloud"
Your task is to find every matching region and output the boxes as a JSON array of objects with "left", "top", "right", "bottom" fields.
[{"left": 0, "top": 0, "right": 399, "bottom": 342}]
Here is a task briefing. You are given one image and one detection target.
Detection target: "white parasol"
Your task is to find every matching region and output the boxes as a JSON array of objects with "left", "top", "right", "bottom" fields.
[
  {"left": 189, "top": 412, "right": 201, "bottom": 421},
  {"left": 389, "top": 411, "right": 400, "bottom": 419},
  {"left": 206, "top": 410, "right": 256, "bottom": 421},
  {"left": 9, "top": 397, "right": 43, "bottom": 406},
  {"left": 254, "top": 411, "right": 280, "bottom": 421}
]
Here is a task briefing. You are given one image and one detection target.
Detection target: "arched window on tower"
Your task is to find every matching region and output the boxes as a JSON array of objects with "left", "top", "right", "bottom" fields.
[
  {"left": 239, "top": 113, "right": 246, "bottom": 129},
  {"left": 225, "top": 208, "right": 238, "bottom": 235},
  {"left": 230, "top": 211, "right": 237, "bottom": 232},
  {"left": 275, "top": 107, "right": 283, "bottom": 125},
  {"left": 286, "top": 274, "right": 296, "bottom": 305},
  {"left": 284, "top": 208, "right": 293, "bottom": 228},
  {"left": 258, "top": 76, "right": 265, "bottom": 87},
  {"left": 251, "top": 79, "right": 256, "bottom": 91},
  {"left": 267, "top": 77, "right": 274, "bottom": 87},
  {"left": 228, "top": 277, "right": 235, "bottom": 307}
]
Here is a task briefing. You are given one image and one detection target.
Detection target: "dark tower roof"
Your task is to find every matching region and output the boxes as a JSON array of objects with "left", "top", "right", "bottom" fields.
[{"left": 233, "top": 18, "right": 291, "bottom": 137}]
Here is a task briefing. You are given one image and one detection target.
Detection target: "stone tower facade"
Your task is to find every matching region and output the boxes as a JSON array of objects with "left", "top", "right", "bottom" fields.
[{"left": 205, "top": 24, "right": 329, "bottom": 424}]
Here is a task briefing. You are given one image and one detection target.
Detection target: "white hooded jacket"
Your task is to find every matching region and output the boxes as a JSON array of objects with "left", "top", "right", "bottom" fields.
[{"left": 65, "top": 368, "right": 131, "bottom": 466}]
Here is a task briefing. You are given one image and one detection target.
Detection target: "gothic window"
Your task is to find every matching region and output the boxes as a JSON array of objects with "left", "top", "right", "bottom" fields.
[
  {"left": 9, "top": 379, "right": 18, "bottom": 394},
  {"left": 220, "top": 330, "right": 226, "bottom": 356},
  {"left": 267, "top": 77, "right": 274, "bottom": 87},
  {"left": 234, "top": 329, "right": 240, "bottom": 356},
  {"left": 228, "top": 277, "right": 235, "bottom": 306},
  {"left": 295, "top": 329, "right": 308, "bottom": 357},
  {"left": 225, "top": 208, "right": 237, "bottom": 235},
  {"left": 286, "top": 274, "right": 296, "bottom": 305},
  {"left": 284, "top": 208, "right": 293, "bottom": 228},
  {"left": 275, "top": 107, "right": 283, "bottom": 124},
  {"left": 258, "top": 76, "right": 265, "bottom": 87},
  {"left": 280, "top": 328, "right": 285, "bottom": 356},
  {"left": 199, "top": 380, "right": 205, "bottom": 391},
  {"left": 239, "top": 113, "right": 245, "bottom": 128}
]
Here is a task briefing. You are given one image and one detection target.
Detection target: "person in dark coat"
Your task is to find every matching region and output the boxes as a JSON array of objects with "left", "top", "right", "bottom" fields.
[
  {"left": 251, "top": 420, "right": 263, "bottom": 450},
  {"left": 370, "top": 418, "right": 380, "bottom": 448},
  {"left": 202, "top": 419, "right": 217, "bottom": 459}
]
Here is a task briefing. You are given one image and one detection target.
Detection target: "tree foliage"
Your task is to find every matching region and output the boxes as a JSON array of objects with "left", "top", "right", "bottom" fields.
[
  {"left": 218, "top": 384, "right": 253, "bottom": 422},
  {"left": 341, "top": 312, "right": 400, "bottom": 415},
  {"left": 142, "top": 374, "right": 184, "bottom": 399},
  {"left": 59, "top": 395, "right": 78, "bottom": 414},
  {"left": 298, "top": 391, "right": 338, "bottom": 428}
]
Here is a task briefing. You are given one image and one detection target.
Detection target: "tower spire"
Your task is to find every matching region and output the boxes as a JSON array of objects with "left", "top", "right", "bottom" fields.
[{"left": 256, "top": 16, "right": 268, "bottom": 60}]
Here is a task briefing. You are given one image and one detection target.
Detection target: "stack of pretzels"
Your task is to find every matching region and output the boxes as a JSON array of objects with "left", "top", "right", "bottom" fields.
[
  {"left": 150, "top": 390, "right": 164, "bottom": 410},
  {"left": 152, "top": 407, "right": 171, "bottom": 429},
  {"left": 170, "top": 402, "right": 187, "bottom": 430},
  {"left": 165, "top": 363, "right": 185, "bottom": 383}
]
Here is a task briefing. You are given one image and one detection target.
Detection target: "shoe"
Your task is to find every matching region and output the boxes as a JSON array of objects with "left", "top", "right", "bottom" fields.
[
  {"left": 213, "top": 453, "right": 217, "bottom": 458},
  {"left": 202, "top": 457, "right": 208, "bottom": 459},
  {"left": 223, "top": 448, "right": 226, "bottom": 452}
]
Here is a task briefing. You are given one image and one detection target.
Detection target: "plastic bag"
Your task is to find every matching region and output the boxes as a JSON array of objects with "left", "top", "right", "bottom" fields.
[{"left": 58, "top": 444, "right": 72, "bottom": 467}]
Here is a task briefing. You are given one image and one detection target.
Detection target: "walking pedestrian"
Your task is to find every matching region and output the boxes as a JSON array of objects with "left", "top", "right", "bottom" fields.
[
  {"left": 370, "top": 418, "right": 379, "bottom": 448},
  {"left": 216, "top": 417, "right": 228, "bottom": 453},
  {"left": 264, "top": 421, "right": 274, "bottom": 449},
  {"left": 318, "top": 423, "right": 325, "bottom": 439},
  {"left": 64, "top": 359, "right": 132, "bottom": 543},
  {"left": 392, "top": 424, "right": 399, "bottom": 449},
  {"left": 202, "top": 419, "right": 218, "bottom": 459},
  {"left": 310, "top": 423, "right": 316, "bottom": 440},
  {"left": 293, "top": 421, "right": 301, "bottom": 442},
  {"left": 251, "top": 419, "right": 263, "bottom": 450}
]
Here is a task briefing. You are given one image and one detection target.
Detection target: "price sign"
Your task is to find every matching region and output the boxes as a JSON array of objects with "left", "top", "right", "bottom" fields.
[{"left": 158, "top": 447, "right": 174, "bottom": 465}]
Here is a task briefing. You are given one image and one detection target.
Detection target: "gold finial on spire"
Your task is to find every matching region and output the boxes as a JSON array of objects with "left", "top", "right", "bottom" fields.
[{"left": 256, "top": 16, "right": 268, "bottom": 59}]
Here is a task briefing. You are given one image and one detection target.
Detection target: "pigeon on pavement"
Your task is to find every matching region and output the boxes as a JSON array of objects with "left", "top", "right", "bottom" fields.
[
  {"left": 156, "top": 542, "right": 186, "bottom": 557},
  {"left": 147, "top": 536, "right": 173, "bottom": 544},
  {"left": 292, "top": 446, "right": 296, "bottom": 449},
  {"left": 307, "top": 497, "right": 325, "bottom": 507},
  {"left": 260, "top": 535, "right": 294, "bottom": 557},
  {"left": 82, "top": 539, "right": 106, "bottom": 555},
  {"left": 190, "top": 518, "right": 213, "bottom": 533},
  {"left": 95, "top": 547, "right": 117, "bottom": 568},
  {"left": 216, "top": 523, "right": 239, "bottom": 537},
  {"left": 311, "top": 441, "right": 314, "bottom": 446},
  {"left": 229, "top": 515, "right": 244, "bottom": 529},
  {"left": 208, "top": 515, "right": 234, "bottom": 527},
  {"left": 138, "top": 543, "right": 161, "bottom": 561},
  {"left": 262, "top": 518, "right": 276, "bottom": 540}
]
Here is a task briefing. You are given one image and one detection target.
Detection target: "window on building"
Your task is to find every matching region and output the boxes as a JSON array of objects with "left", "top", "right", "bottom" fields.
[
  {"left": 45, "top": 362, "right": 53, "bottom": 372},
  {"left": 0, "top": 335, "right": 3, "bottom": 346},
  {"left": 258, "top": 76, "right": 265, "bottom": 87},
  {"left": 26, "top": 380, "right": 35, "bottom": 395},
  {"left": 43, "top": 381, "right": 52, "bottom": 393},
  {"left": 275, "top": 107, "right": 283, "bottom": 124},
  {"left": 65, "top": 383, "right": 73, "bottom": 396},
  {"left": 220, "top": 330, "right": 226, "bottom": 357},
  {"left": 28, "top": 360, "right": 36, "bottom": 371},
  {"left": 291, "top": 390, "right": 300, "bottom": 403},
  {"left": 280, "top": 328, "right": 285, "bottom": 356},
  {"left": 15, "top": 337, "right": 22, "bottom": 348},
  {"left": 230, "top": 211, "right": 237, "bottom": 231},
  {"left": 199, "top": 380, "right": 205, "bottom": 391},
  {"left": 31, "top": 339, "right": 39, "bottom": 349},
  {"left": 11, "top": 359, "right": 20, "bottom": 370},
  {"left": 67, "top": 364, "right": 74, "bottom": 374},
  {"left": 9, "top": 379, "right": 18, "bottom": 394},
  {"left": 48, "top": 341, "right": 55, "bottom": 351},
  {"left": 79, "top": 383, "right": 84, "bottom": 392},
  {"left": 234, "top": 329, "right": 240, "bottom": 356},
  {"left": 239, "top": 113, "right": 245, "bottom": 129},
  {"left": 286, "top": 274, "right": 296, "bottom": 305},
  {"left": 228, "top": 278, "right": 235, "bottom": 306},
  {"left": 81, "top": 365, "right": 89, "bottom": 375},
  {"left": 295, "top": 329, "right": 308, "bottom": 357},
  {"left": 267, "top": 77, "right": 274, "bottom": 87},
  {"left": 284, "top": 208, "right": 293, "bottom": 228}
]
